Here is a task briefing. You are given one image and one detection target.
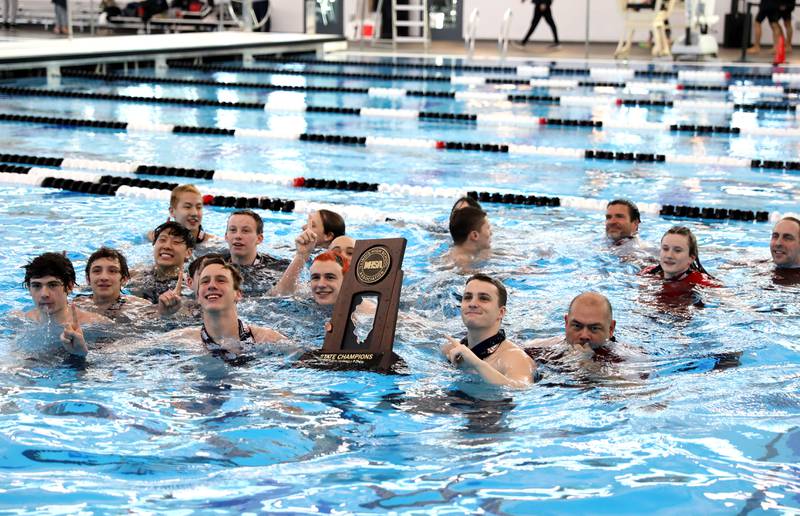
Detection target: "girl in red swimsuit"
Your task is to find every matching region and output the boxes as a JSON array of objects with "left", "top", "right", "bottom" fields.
[{"left": 642, "top": 226, "right": 721, "bottom": 297}]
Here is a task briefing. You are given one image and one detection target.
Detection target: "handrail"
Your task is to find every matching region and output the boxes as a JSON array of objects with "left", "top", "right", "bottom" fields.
[
  {"left": 498, "top": 8, "right": 512, "bottom": 60},
  {"left": 464, "top": 8, "right": 479, "bottom": 59},
  {"left": 217, "top": 0, "right": 270, "bottom": 31}
]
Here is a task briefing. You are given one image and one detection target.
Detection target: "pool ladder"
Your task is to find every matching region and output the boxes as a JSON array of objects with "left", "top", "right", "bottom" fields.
[
  {"left": 498, "top": 8, "right": 513, "bottom": 61},
  {"left": 392, "top": 0, "right": 430, "bottom": 49},
  {"left": 464, "top": 8, "right": 479, "bottom": 60}
]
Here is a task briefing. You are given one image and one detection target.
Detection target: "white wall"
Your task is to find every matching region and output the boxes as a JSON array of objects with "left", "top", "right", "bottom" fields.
[
  {"left": 270, "top": 0, "right": 305, "bottom": 32},
  {"left": 466, "top": 0, "right": 734, "bottom": 43},
  {"left": 272, "top": 0, "right": 749, "bottom": 45}
]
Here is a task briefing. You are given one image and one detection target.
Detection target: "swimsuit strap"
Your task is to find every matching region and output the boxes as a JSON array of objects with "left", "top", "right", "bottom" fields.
[
  {"left": 105, "top": 295, "right": 127, "bottom": 312},
  {"left": 461, "top": 329, "right": 506, "bottom": 360},
  {"left": 196, "top": 225, "right": 206, "bottom": 244},
  {"left": 200, "top": 319, "right": 256, "bottom": 364}
]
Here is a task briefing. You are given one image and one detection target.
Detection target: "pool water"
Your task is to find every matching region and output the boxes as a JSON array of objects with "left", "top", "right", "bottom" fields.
[{"left": 0, "top": 54, "right": 799, "bottom": 514}]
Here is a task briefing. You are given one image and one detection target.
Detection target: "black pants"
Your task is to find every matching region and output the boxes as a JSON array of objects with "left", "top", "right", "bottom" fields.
[{"left": 522, "top": 4, "right": 559, "bottom": 44}]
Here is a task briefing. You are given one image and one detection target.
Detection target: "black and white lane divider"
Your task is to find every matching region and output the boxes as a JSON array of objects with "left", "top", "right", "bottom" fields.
[
  {"left": 2, "top": 109, "right": 800, "bottom": 171},
  {"left": 0, "top": 158, "right": 786, "bottom": 224}
]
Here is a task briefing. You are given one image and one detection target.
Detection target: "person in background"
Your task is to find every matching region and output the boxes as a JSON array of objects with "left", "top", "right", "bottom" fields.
[
  {"left": 148, "top": 184, "right": 219, "bottom": 251},
  {"left": 303, "top": 209, "right": 345, "bottom": 248},
  {"left": 641, "top": 226, "right": 721, "bottom": 296},
  {"left": 52, "top": 0, "right": 69, "bottom": 34},
  {"left": 447, "top": 206, "right": 492, "bottom": 268},
  {"left": 519, "top": 0, "right": 560, "bottom": 48},
  {"left": 329, "top": 235, "right": 356, "bottom": 260},
  {"left": 74, "top": 247, "right": 150, "bottom": 320},
  {"left": 129, "top": 222, "right": 194, "bottom": 303},
  {"left": 3, "top": 0, "right": 17, "bottom": 28}
]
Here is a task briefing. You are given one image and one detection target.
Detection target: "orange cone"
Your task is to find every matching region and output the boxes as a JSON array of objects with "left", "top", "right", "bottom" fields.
[{"left": 775, "top": 35, "right": 786, "bottom": 65}]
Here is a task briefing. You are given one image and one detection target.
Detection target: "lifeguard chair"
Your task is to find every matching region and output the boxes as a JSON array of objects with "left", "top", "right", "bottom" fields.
[{"left": 614, "top": 0, "right": 678, "bottom": 58}]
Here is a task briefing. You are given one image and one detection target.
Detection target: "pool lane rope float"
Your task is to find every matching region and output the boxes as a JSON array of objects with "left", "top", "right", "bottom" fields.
[
  {"left": 58, "top": 71, "right": 800, "bottom": 115},
  {"left": 220, "top": 56, "right": 800, "bottom": 83},
  {"left": 171, "top": 63, "right": 800, "bottom": 95},
  {"left": 2, "top": 110, "right": 800, "bottom": 172},
  {"left": 6, "top": 85, "right": 800, "bottom": 137},
  {"left": 0, "top": 160, "right": 782, "bottom": 224},
  {"left": 5, "top": 85, "right": 800, "bottom": 136}
]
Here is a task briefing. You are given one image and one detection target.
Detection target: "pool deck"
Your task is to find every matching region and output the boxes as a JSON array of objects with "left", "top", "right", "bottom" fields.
[
  {"left": 0, "top": 31, "right": 346, "bottom": 69},
  {"left": 0, "top": 24, "right": 793, "bottom": 70}
]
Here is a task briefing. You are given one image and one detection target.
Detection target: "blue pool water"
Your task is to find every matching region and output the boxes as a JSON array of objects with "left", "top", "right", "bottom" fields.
[{"left": 1, "top": 54, "right": 799, "bottom": 513}]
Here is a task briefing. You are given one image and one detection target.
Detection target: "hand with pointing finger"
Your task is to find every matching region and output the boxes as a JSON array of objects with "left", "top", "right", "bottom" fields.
[
  {"left": 158, "top": 268, "right": 184, "bottom": 317},
  {"left": 60, "top": 302, "right": 88, "bottom": 357}
]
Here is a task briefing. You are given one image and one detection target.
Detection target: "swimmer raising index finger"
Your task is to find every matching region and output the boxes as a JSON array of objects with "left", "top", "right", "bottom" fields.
[
  {"left": 157, "top": 268, "right": 184, "bottom": 317},
  {"left": 174, "top": 268, "right": 183, "bottom": 295}
]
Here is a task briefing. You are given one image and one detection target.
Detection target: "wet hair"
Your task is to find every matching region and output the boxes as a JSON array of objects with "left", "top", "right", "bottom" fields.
[
  {"left": 654, "top": 225, "right": 712, "bottom": 276},
  {"left": 312, "top": 250, "right": 350, "bottom": 274},
  {"left": 229, "top": 209, "right": 263, "bottom": 235},
  {"left": 465, "top": 273, "right": 507, "bottom": 308},
  {"left": 188, "top": 253, "right": 226, "bottom": 279},
  {"left": 152, "top": 221, "right": 196, "bottom": 250},
  {"left": 450, "top": 196, "right": 482, "bottom": 216},
  {"left": 170, "top": 184, "right": 202, "bottom": 208},
  {"left": 23, "top": 252, "right": 76, "bottom": 291},
  {"left": 568, "top": 292, "right": 613, "bottom": 322},
  {"left": 85, "top": 247, "right": 131, "bottom": 281},
  {"left": 778, "top": 216, "right": 800, "bottom": 237},
  {"left": 318, "top": 209, "right": 346, "bottom": 239},
  {"left": 449, "top": 206, "right": 488, "bottom": 245},
  {"left": 607, "top": 199, "right": 641, "bottom": 224},
  {"left": 199, "top": 260, "right": 243, "bottom": 292}
]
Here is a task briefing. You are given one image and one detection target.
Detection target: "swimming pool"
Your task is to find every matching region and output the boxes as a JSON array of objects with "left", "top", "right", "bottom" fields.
[{"left": 1, "top": 52, "right": 799, "bottom": 513}]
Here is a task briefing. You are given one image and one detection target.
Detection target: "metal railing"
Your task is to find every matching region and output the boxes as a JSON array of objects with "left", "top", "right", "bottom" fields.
[
  {"left": 464, "top": 7, "right": 478, "bottom": 59},
  {"left": 498, "top": 8, "right": 512, "bottom": 60}
]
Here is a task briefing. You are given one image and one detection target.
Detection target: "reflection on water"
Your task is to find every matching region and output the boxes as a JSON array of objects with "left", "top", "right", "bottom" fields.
[{"left": 2, "top": 62, "right": 800, "bottom": 513}]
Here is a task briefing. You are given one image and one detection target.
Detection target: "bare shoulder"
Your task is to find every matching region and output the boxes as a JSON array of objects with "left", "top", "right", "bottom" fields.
[
  {"left": 164, "top": 326, "right": 201, "bottom": 342},
  {"left": 251, "top": 325, "right": 287, "bottom": 344},
  {"left": 124, "top": 295, "right": 153, "bottom": 308},
  {"left": 499, "top": 340, "right": 535, "bottom": 364},
  {"left": 78, "top": 308, "right": 112, "bottom": 325},
  {"left": 525, "top": 335, "right": 563, "bottom": 348}
]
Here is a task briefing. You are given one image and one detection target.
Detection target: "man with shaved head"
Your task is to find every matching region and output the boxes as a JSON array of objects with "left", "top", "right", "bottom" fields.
[{"left": 525, "top": 292, "right": 620, "bottom": 363}]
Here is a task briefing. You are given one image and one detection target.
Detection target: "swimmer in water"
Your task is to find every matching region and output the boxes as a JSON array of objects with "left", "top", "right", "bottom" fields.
[
  {"left": 605, "top": 199, "right": 653, "bottom": 257},
  {"left": 526, "top": 292, "right": 618, "bottom": 361},
  {"left": 147, "top": 184, "right": 219, "bottom": 250},
  {"left": 770, "top": 216, "right": 800, "bottom": 269},
  {"left": 129, "top": 221, "right": 195, "bottom": 303},
  {"left": 642, "top": 226, "right": 720, "bottom": 293},
  {"left": 446, "top": 206, "right": 492, "bottom": 269},
  {"left": 73, "top": 247, "right": 150, "bottom": 320},
  {"left": 168, "top": 261, "right": 286, "bottom": 360},
  {"left": 224, "top": 209, "right": 309, "bottom": 295},
  {"left": 450, "top": 196, "right": 482, "bottom": 216},
  {"left": 440, "top": 274, "right": 536, "bottom": 388},
  {"left": 329, "top": 235, "right": 356, "bottom": 259},
  {"left": 770, "top": 216, "right": 800, "bottom": 285},
  {"left": 21, "top": 252, "right": 110, "bottom": 356},
  {"left": 309, "top": 251, "right": 350, "bottom": 306},
  {"left": 158, "top": 253, "right": 226, "bottom": 319},
  {"left": 303, "top": 209, "right": 345, "bottom": 248}
]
